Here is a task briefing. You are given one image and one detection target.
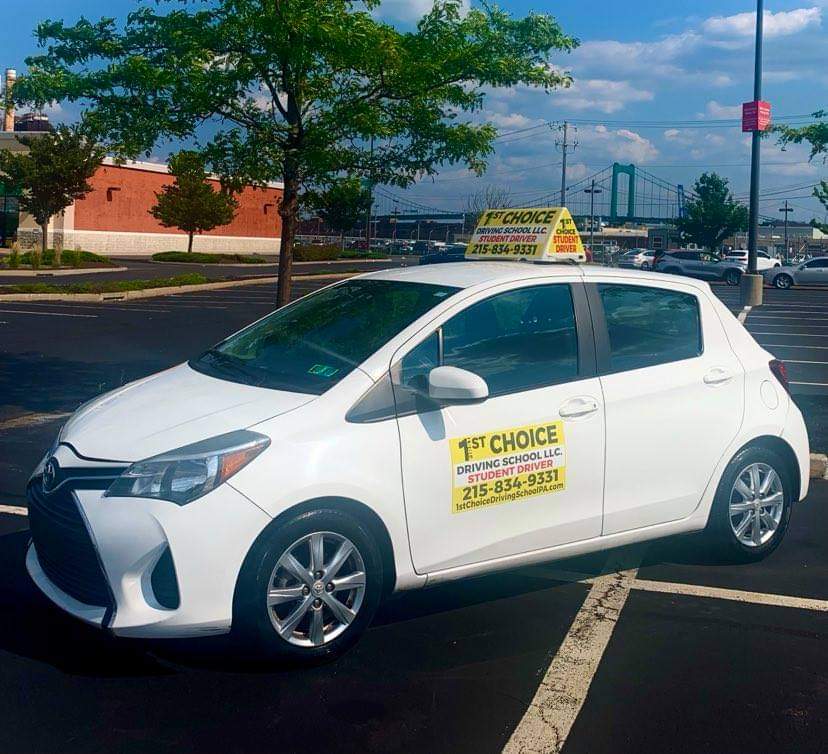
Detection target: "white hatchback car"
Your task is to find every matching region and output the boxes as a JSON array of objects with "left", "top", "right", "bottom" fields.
[{"left": 27, "top": 262, "right": 809, "bottom": 663}]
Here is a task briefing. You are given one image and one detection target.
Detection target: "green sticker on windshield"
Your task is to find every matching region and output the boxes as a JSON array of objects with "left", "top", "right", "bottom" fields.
[{"left": 308, "top": 364, "right": 340, "bottom": 378}]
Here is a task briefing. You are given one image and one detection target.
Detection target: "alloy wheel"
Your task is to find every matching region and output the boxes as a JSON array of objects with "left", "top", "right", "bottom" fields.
[
  {"left": 266, "top": 531, "right": 367, "bottom": 647},
  {"left": 728, "top": 463, "right": 784, "bottom": 548}
]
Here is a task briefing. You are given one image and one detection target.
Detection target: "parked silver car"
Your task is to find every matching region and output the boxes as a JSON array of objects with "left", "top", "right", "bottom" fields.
[
  {"left": 617, "top": 248, "right": 656, "bottom": 270},
  {"left": 655, "top": 250, "right": 745, "bottom": 286},
  {"left": 764, "top": 257, "right": 828, "bottom": 289}
]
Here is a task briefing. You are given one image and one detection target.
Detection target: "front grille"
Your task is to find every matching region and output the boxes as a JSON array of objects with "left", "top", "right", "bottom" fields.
[{"left": 28, "top": 482, "right": 114, "bottom": 610}]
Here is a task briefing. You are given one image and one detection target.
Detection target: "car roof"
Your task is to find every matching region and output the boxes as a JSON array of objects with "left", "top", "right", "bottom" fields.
[{"left": 358, "top": 261, "right": 710, "bottom": 291}]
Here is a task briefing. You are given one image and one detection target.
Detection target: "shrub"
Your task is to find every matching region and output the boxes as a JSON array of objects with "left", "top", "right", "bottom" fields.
[
  {"left": 293, "top": 244, "right": 341, "bottom": 262},
  {"left": 8, "top": 243, "right": 19, "bottom": 269},
  {"left": 30, "top": 248, "right": 41, "bottom": 270},
  {"left": 18, "top": 248, "right": 114, "bottom": 268},
  {"left": 152, "top": 251, "right": 267, "bottom": 264}
]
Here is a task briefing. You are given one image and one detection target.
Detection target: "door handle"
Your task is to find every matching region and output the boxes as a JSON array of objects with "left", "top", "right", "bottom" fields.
[
  {"left": 559, "top": 396, "right": 599, "bottom": 418},
  {"left": 704, "top": 367, "right": 733, "bottom": 386}
]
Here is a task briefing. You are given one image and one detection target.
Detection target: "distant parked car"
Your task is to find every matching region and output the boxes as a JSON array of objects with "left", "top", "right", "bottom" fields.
[
  {"left": 618, "top": 249, "right": 656, "bottom": 270},
  {"left": 418, "top": 244, "right": 467, "bottom": 265},
  {"left": 723, "top": 249, "right": 781, "bottom": 272},
  {"left": 764, "top": 257, "right": 828, "bottom": 289},
  {"left": 655, "top": 250, "right": 745, "bottom": 286}
]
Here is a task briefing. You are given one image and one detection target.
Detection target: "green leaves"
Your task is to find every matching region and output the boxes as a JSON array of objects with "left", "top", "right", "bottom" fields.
[
  {"left": 0, "top": 125, "right": 104, "bottom": 227},
  {"left": 674, "top": 173, "right": 748, "bottom": 252},
  {"left": 150, "top": 151, "right": 238, "bottom": 249}
]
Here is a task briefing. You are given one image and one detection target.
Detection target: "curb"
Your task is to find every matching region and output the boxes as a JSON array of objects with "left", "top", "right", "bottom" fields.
[
  {"left": 810, "top": 453, "right": 828, "bottom": 480},
  {"left": 0, "top": 272, "right": 356, "bottom": 303},
  {"left": 0, "top": 266, "right": 128, "bottom": 278}
]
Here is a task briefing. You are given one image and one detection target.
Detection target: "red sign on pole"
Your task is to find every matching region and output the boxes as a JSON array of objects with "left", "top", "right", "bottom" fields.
[{"left": 742, "top": 100, "right": 772, "bottom": 132}]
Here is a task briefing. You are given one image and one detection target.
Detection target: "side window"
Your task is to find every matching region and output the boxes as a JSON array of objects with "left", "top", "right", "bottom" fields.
[
  {"left": 598, "top": 284, "right": 702, "bottom": 372},
  {"left": 441, "top": 284, "right": 579, "bottom": 396},
  {"left": 805, "top": 259, "right": 828, "bottom": 268}
]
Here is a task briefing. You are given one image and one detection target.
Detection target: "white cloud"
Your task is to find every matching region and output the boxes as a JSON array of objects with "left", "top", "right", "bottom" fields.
[
  {"left": 554, "top": 79, "right": 654, "bottom": 114},
  {"left": 704, "top": 100, "right": 742, "bottom": 119},
  {"left": 583, "top": 125, "right": 659, "bottom": 163},
  {"left": 702, "top": 8, "right": 822, "bottom": 39},
  {"left": 375, "top": 0, "right": 469, "bottom": 23}
]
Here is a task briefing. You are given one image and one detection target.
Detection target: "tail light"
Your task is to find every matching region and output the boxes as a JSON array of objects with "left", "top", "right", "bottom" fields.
[{"left": 769, "top": 359, "right": 791, "bottom": 395}]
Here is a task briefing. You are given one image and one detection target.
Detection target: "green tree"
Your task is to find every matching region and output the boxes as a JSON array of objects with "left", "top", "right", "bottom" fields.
[
  {"left": 16, "top": 0, "right": 577, "bottom": 305},
  {"left": 151, "top": 151, "right": 238, "bottom": 254},
  {"left": 674, "top": 173, "right": 748, "bottom": 252},
  {"left": 777, "top": 111, "right": 828, "bottom": 225},
  {"left": 308, "top": 178, "right": 372, "bottom": 250},
  {"left": 0, "top": 124, "right": 103, "bottom": 254}
]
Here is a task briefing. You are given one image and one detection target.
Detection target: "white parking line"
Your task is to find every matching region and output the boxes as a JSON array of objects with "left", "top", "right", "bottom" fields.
[
  {"left": 0, "top": 505, "right": 27, "bottom": 516},
  {"left": 790, "top": 381, "right": 828, "bottom": 387},
  {"left": 631, "top": 579, "right": 828, "bottom": 612},
  {"left": 758, "top": 343, "right": 828, "bottom": 350},
  {"left": 780, "top": 359, "right": 828, "bottom": 365},
  {"left": 504, "top": 566, "right": 640, "bottom": 754},
  {"left": 0, "top": 308, "right": 98, "bottom": 318},
  {"left": 750, "top": 331, "right": 828, "bottom": 337}
]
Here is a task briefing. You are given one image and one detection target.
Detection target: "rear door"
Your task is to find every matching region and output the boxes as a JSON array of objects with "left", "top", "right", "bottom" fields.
[{"left": 588, "top": 279, "right": 744, "bottom": 534}]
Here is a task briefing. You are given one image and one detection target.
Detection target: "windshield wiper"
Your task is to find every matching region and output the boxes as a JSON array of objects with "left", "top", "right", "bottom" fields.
[{"left": 198, "top": 349, "right": 266, "bottom": 385}]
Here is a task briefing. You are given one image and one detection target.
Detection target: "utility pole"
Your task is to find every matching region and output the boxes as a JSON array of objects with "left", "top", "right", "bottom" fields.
[
  {"left": 742, "top": 0, "right": 765, "bottom": 306},
  {"left": 555, "top": 121, "right": 577, "bottom": 206},
  {"left": 584, "top": 180, "right": 603, "bottom": 262},
  {"left": 779, "top": 200, "right": 793, "bottom": 264}
]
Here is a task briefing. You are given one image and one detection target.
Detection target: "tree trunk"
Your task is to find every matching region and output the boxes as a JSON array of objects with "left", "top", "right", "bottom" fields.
[
  {"left": 340, "top": 232, "right": 345, "bottom": 253},
  {"left": 187, "top": 232, "right": 194, "bottom": 254},
  {"left": 276, "top": 166, "right": 300, "bottom": 308},
  {"left": 40, "top": 223, "right": 49, "bottom": 256}
]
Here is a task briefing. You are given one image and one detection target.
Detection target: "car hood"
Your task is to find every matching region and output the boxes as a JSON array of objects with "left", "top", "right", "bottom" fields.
[{"left": 60, "top": 363, "right": 315, "bottom": 462}]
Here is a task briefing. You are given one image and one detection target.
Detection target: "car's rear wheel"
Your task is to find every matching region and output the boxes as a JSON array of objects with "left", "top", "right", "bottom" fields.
[
  {"left": 706, "top": 445, "right": 793, "bottom": 562},
  {"left": 640, "top": 262, "right": 651, "bottom": 270},
  {"left": 233, "top": 508, "right": 383, "bottom": 664},
  {"left": 724, "top": 269, "right": 741, "bottom": 286},
  {"left": 774, "top": 273, "right": 793, "bottom": 289}
]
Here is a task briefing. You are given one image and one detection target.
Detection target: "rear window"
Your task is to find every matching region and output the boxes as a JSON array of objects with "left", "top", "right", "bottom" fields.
[
  {"left": 598, "top": 284, "right": 703, "bottom": 372},
  {"left": 191, "top": 279, "right": 458, "bottom": 394}
]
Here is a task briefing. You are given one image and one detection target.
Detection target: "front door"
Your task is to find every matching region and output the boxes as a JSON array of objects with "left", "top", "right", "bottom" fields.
[
  {"left": 795, "top": 258, "right": 828, "bottom": 284},
  {"left": 589, "top": 280, "right": 744, "bottom": 534},
  {"left": 394, "top": 281, "right": 605, "bottom": 574}
]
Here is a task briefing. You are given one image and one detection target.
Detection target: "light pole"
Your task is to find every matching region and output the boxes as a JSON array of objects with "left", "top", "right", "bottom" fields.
[
  {"left": 742, "top": 0, "right": 765, "bottom": 305},
  {"left": 779, "top": 200, "right": 793, "bottom": 264},
  {"left": 584, "top": 181, "right": 603, "bottom": 262}
]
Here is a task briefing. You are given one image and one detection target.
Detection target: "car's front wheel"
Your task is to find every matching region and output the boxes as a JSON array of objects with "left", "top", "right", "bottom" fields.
[
  {"left": 640, "top": 262, "right": 651, "bottom": 270},
  {"left": 234, "top": 508, "right": 383, "bottom": 664},
  {"left": 706, "top": 445, "right": 793, "bottom": 562},
  {"left": 774, "top": 273, "right": 794, "bottom": 289}
]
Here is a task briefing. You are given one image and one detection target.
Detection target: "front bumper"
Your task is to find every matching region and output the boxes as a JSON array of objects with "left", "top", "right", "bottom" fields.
[{"left": 27, "top": 476, "right": 271, "bottom": 639}]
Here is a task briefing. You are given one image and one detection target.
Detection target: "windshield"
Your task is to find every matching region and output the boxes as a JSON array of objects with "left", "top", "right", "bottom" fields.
[{"left": 190, "top": 279, "right": 459, "bottom": 394}]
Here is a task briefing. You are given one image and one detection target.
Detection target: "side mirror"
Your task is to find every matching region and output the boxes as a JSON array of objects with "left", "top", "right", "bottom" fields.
[{"left": 428, "top": 366, "right": 488, "bottom": 403}]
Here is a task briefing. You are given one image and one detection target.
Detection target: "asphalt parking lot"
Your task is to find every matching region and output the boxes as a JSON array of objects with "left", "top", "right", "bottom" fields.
[{"left": 1, "top": 274, "right": 828, "bottom": 753}]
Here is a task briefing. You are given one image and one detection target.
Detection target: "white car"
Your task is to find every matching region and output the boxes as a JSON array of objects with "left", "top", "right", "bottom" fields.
[
  {"left": 723, "top": 249, "right": 781, "bottom": 272},
  {"left": 27, "top": 263, "right": 809, "bottom": 663}
]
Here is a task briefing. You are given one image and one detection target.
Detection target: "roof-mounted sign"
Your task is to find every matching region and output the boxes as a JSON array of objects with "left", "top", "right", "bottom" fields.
[{"left": 465, "top": 207, "right": 585, "bottom": 262}]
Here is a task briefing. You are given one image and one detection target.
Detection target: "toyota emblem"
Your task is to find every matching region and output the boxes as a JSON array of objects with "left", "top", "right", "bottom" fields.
[{"left": 42, "top": 458, "right": 58, "bottom": 492}]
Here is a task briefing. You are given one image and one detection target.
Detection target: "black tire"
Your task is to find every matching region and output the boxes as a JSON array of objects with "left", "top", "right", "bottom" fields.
[
  {"left": 705, "top": 445, "right": 793, "bottom": 563},
  {"left": 724, "top": 269, "right": 741, "bottom": 286},
  {"left": 640, "top": 262, "right": 650, "bottom": 270},
  {"left": 774, "top": 273, "right": 793, "bottom": 290},
  {"left": 233, "top": 508, "right": 383, "bottom": 665}
]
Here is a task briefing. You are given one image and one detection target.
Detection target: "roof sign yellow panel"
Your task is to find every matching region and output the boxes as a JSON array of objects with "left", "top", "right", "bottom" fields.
[{"left": 465, "top": 207, "right": 585, "bottom": 262}]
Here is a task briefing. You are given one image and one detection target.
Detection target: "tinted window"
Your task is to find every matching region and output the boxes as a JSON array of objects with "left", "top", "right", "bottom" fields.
[
  {"left": 598, "top": 284, "right": 702, "bottom": 372},
  {"left": 805, "top": 259, "right": 828, "bottom": 268},
  {"left": 441, "top": 284, "right": 579, "bottom": 396},
  {"left": 191, "top": 279, "right": 458, "bottom": 394}
]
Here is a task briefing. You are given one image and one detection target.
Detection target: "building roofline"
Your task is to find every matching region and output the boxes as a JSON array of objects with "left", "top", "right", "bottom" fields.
[{"left": 101, "top": 157, "right": 285, "bottom": 190}]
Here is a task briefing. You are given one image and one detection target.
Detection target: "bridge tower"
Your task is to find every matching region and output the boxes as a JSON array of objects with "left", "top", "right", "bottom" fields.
[{"left": 610, "top": 163, "right": 636, "bottom": 223}]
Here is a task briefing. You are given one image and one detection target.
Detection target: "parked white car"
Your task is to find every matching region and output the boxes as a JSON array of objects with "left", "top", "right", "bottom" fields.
[
  {"left": 27, "top": 262, "right": 809, "bottom": 663},
  {"left": 617, "top": 248, "right": 656, "bottom": 270},
  {"left": 724, "top": 249, "right": 782, "bottom": 272},
  {"left": 764, "top": 257, "right": 828, "bottom": 289}
]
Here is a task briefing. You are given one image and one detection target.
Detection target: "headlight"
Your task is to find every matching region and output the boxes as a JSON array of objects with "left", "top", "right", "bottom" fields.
[{"left": 104, "top": 430, "right": 270, "bottom": 505}]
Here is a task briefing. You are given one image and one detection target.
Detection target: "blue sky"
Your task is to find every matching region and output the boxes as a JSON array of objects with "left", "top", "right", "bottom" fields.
[{"left": 3, "top": 0, "right": 827, "bottom": 220}]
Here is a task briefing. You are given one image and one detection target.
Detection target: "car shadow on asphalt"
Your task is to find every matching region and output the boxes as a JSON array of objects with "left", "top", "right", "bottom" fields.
[{"left": 0, "top": 526, "right": 729, "bottom": 679}]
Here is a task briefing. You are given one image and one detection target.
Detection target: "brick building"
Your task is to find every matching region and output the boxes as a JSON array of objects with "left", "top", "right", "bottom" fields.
[{"left": 1, "top": 67, "right": 283, "bottom": 255}]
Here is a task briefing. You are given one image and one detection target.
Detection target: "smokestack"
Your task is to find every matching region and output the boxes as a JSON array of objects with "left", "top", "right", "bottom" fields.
[{"left": 4, "top": 68, "right": 17, "bottom": 132}]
